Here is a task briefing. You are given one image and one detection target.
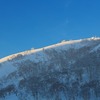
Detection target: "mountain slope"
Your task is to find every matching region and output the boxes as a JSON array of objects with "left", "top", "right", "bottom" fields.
[{"left": 0, "top": 37, "right": 100, "bottom": 100}]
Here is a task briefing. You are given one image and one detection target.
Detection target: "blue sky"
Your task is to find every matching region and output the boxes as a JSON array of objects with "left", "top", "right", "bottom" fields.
[{"left": 0, "top": 0, "right": 100, "bottom": 58}]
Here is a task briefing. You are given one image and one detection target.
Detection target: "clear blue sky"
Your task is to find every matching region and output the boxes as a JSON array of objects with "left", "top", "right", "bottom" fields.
[{"left": 0, "top": 0, "right": 100, "bottom": 58}]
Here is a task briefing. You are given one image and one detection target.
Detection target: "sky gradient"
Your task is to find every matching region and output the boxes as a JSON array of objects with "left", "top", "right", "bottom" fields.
[{"left": 0, "top": 0, "right": 100, "bottom": 58}]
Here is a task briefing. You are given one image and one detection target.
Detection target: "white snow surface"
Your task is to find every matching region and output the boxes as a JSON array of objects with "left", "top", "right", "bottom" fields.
[
  {"left": 91, "top": 44, "right": 100, "bottom": 52},
  {"left": 0, "top": 62, "right": 17, "bottom": 79},
  {"left": 4, "top": 94, "right": 18, "bottom": 100}
]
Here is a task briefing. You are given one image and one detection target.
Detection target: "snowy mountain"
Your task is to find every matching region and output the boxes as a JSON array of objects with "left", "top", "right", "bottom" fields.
[{"left": 0, "top": 37, "right": 100, "bottom": 100}]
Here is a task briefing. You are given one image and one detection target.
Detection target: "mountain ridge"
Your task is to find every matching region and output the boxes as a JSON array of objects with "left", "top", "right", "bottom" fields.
[
  {"left": 0, "top": 37, "right": 100, "bottom": 100},
  {"left": 0, "top": 37, "right": 100, "bottom": 63}
]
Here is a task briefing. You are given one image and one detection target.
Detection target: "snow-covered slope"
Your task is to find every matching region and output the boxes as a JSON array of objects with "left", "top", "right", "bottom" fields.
[{"left": 0, "top": 37, "right": 100, "bottom": 100}]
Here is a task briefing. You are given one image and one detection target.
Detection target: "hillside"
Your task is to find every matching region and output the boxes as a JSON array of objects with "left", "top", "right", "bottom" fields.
[{"left": 0, "top": 37, "right": 100, "bottom": 100}]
